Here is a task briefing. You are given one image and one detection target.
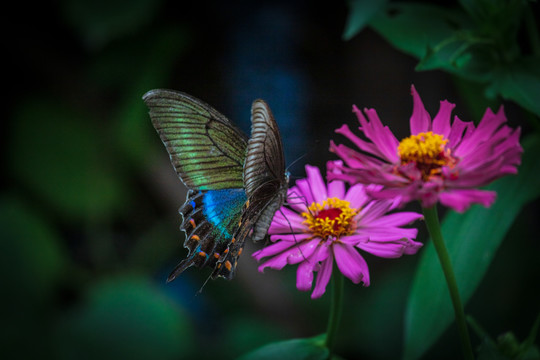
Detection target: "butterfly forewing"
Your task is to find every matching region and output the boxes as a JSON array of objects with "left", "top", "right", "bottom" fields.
[{"left": 143, "top": 89, "right": 247, "bottom": 190}]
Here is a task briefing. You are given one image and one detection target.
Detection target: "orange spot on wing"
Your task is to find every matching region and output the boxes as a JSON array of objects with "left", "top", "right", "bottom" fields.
[
  {"left": 198, "top": 251, "right": 207, "bottom": 257},
  {"left": 231, "top": 237, "right": 236, "bottom": 244},
  {"left": 223, "top": 248, "right": 229, "bottom": 254},
  {"left": 224, "top": 261, "right": 232, "bottom": 271},
  {"left": 214, "top": 253, "right": 220, "bottom": 259},
  {"left": 189, "top": 219, "right": 196, "bottom": 228},
  {"left": 191, "top": 235, "right": 200, "bottom": 241},
  {"left": 238, "top": 248, "right": 243, "bottom": 256}
]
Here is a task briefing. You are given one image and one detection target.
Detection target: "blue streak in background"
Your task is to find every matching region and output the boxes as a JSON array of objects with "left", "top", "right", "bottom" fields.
[{"left": 223, "top": 2, "right": 310, "bottom": 176}]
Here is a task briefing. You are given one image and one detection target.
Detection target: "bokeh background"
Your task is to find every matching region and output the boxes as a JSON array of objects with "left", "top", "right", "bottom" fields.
[{"left": 3, "top": 1, "right": 539, "bottom": 359}]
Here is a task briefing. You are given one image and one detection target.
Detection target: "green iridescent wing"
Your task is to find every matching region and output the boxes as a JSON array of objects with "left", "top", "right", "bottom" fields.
[{"left": 143, "top": 89, "right": 248, "bottom": 190}]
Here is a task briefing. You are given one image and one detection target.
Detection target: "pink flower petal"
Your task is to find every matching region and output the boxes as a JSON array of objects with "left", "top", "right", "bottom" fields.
[
  {"left": 432, "top": 100, "right": 455, "bottom": 137},
  {"left": 403, "top": 239, "right": 423, "bottom": 255},
  {"left": 357, "top": 238, "right": 423, "bottom": 258},
  {"left": 438, "top": 189, "right": 497, "bottom": 212},
  {"left": 334, "top": 123, "right": 389, "bottom": 162},
  {"left": 344, "top": 183, "right": 369, "bottom": 209},
  {"left": 366, "top": 212, "right": 423, "bottom": 227},
  {"left": 255, "top": 238, "right": 320, "bottom": 269},
  {"left": 268, "top": 210, "right": 306, "bottom": 234},
  {"left": 269, "top": 233, "right": 312, "bottom": 242},
  {"left": 361, "top": 108, "right": 401, "bottom": 162},
  {"left": 284, "top": 238, "right": 321, "bottom": 265},
  {"left": 286, "top": 186, "right": 309, "bottom": 213},
  {"left": 333, "top": 243, "right": 369, "bottom": 285},
  {"left": 356, "top": 226, "right": 419, "bottom": 242},
  {"left": 253, "top": 240, "right": 296, "bottom": 261},
  {"left": 410, "top": 85, "right": 431, "bottom": 135},
  {"left": 356, "top": 241, "right": 406, "bottom": 258},
  {"left": 295, "top": 179, "right": 315, "bottom": 207},
  {"left": 296, "top": 259, "right": 315, "bottom": 292},
  {"left": 311, "top": 255, "right": 333, "bottom": 299},
  {"left": 447, "top": 115, "right": 474, "bottom": 149},
  {"left": 326, "top": 163, "right": 347, "bottom": 200},
  {"left": 306, "top": 165, "right": 328, "bottom": 203}
]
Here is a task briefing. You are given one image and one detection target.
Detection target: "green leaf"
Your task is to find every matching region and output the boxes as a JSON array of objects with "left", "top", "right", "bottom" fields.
[
  {"left": 468, "top": 314, "right": 540, "bottom": 360},
  {"left": 7, "top": 98, "right": 128, "bottom": 221},
  {"left": 488, "top": 56, "right": 540, "bottom": 118},
  {"left": 451, "top": 76, "right": 501, "bottom": 122},
  {"left": 0, "top": 195, "right": 67, "bottom": 299},
  {"left": 369, "top": 3, "right": 470, "bottom": 60},
  {"left": 404, "top": 134, "right": 540, "bottom": 360},
  {"left": 342, "top": 0, "right": 388, "bottom": 41},
  {"left": 237, "top": 334, "right": 329, "bottom": 360},
  {"left": 53, "top": 275, "right": 192, "bottom": 360},
  {"left": 0, "top": 195, "right": 67, "bottom": 358},
  {"left": 60, "top": 0, "right": 163, "bottom": 49}
]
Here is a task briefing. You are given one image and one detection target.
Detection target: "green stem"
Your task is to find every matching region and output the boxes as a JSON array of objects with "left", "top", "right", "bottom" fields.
[
  {"left": 422, "top": 206, "right": 475, "bottom": 360},
  {"left": 325, "top": 270, "right": 344, "bottom": 356}
]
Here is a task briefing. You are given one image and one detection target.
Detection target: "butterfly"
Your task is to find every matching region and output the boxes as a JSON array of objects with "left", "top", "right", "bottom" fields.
[{"left": 143, "top": 89, "right": 288, "bottom": 282}]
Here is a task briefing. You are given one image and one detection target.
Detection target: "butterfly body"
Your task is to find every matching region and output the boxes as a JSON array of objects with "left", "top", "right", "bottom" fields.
[{"left": 143, "top": 89, "right": 287, "bottom": 281}]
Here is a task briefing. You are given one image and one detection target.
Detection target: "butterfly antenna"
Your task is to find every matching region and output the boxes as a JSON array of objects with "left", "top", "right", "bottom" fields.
[{"left": 285, "top": 152, "right": 309, "bottom": 173}]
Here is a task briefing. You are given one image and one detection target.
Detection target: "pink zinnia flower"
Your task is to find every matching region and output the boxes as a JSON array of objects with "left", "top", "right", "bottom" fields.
[
  {"left": 253, "top": 163, "right": 422, "bottom": 299},
  {"left": 329, "top": 85, "right": 523, "bottom": 212}
]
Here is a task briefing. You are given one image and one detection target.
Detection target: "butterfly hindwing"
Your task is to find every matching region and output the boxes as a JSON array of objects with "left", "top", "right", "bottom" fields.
[{"left": 168, "top": 188, "right": 247, "bottom": 282}]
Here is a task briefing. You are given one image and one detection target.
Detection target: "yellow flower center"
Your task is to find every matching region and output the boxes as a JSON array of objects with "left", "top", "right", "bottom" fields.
[
  {"left": 398, "top": 131, "right": 456, "bottom": 180},
  {"left": 301, "top": 198, "right": 358, "bottom": 240}
]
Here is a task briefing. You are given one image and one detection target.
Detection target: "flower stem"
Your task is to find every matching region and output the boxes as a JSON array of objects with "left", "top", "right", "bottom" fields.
[
  {"left": 325, "top": 270, "right": 344, "bottom": 356},
  {"left": 422, "top": 206, "right": 474, "bottom": 360}
]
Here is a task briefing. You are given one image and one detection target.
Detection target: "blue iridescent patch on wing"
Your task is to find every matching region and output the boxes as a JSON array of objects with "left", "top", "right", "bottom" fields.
[{"left": 202, "top": 189, "right": 246, "bottom": 239}]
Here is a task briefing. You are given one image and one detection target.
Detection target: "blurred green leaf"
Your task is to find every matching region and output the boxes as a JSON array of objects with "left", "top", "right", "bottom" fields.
[
  {"left": 238, "top": 334, "right": 329, "bottom": 360},
  {"left": 452, "top": 76, "right": 501, "bottom": 122},
  {"left": 468, "top": 314, "right": 540, "bottom": 360},
  {"left": 342, "top": 0, "right": 388, "bottom": 41},
  {"left": 60, "top": 0, "right": 163, "bottom": 49},
  {"left": 225, "top": 315, "right": 292, "bottom": 358},
  {"left": 8, "top": 98, "right": 128, "bottom": 221},
  {"left": 0, "top": 195, "right": 67, "bottom": 299},
  {"left": 369, "top": 4, "right": 471, "bottom": 62},
  {"left": 54, "top": 275, "right": 191, "bottom": 360},
  {"left": 404, "top": 134, "right": 540, "bottom": 360},
  {"left": 126, "top": 221, "right": 179, "bottom": 271},
  {"left": 488, "top": 56, "right": 540, "bottom": 117},
  {"left": 0, "top": 195, "right": 67, "bottom": 357},
  {"left": 370, "top": 1, "right": 533, "bottom": 92}
]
